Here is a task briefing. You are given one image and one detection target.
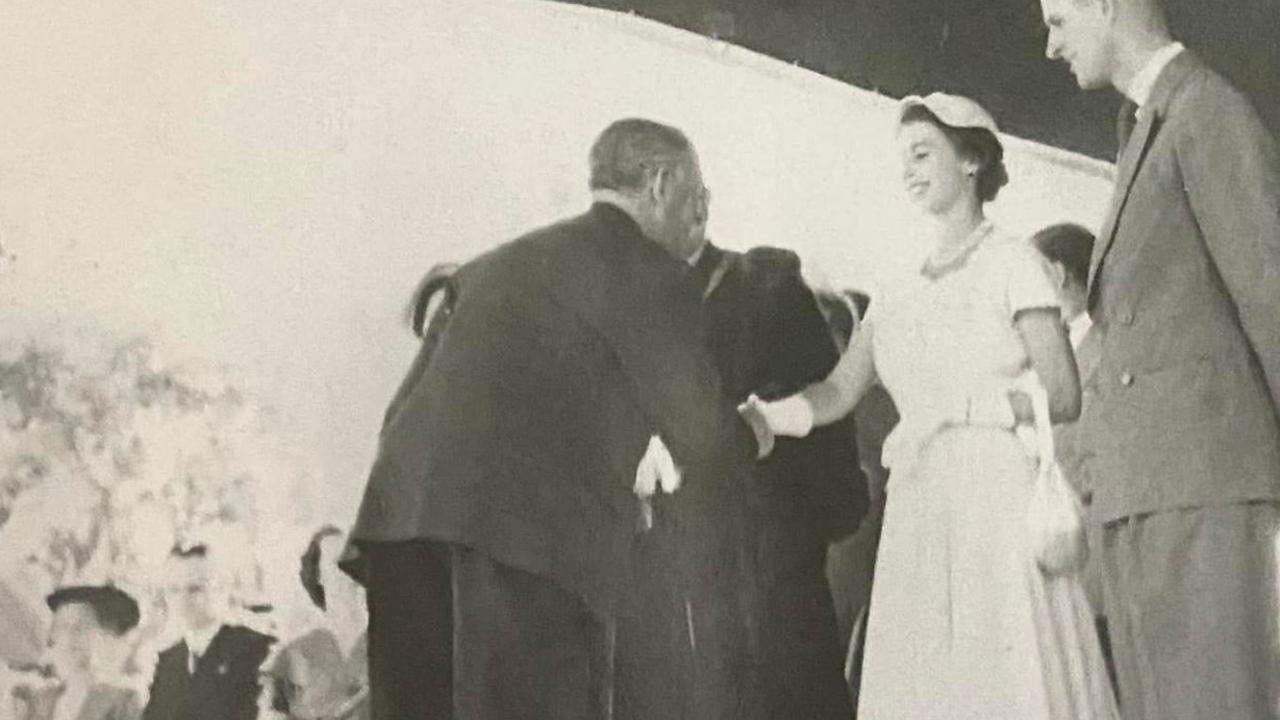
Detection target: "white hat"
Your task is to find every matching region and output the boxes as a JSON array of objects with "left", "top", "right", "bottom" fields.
[{"left": 899, "top": 93, "right": 999, "bottom": 135}]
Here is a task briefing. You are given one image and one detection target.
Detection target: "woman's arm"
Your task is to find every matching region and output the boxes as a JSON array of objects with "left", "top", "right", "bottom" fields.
[
  {"left": 745, "top": 323, "right": 878, "bottom": 438},
  {"left": 802, "top": 322, "right": 878, "bottom": 427},
  {"left": 1011, "top": 308, "right": 1080, "bottom": 424}
]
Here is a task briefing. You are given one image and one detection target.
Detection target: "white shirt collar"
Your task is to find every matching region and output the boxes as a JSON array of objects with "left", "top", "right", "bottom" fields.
[
  {"left": 1067, "top": 313, "right": 1093, "bottom": 350},
  {"left": 1126, "top": 42, "right": 1185, "bottom": 114},
  {"left": 184, "top": 623, "right": 223, "bottom": 660},
  {"left": 686, "top": 242, "right": 707, "bottom": 268}
]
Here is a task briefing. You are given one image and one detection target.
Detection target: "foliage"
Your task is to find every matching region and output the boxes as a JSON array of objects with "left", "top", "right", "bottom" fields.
[{"left": 0, "top": 334, "right": 314, "bottom": 629}]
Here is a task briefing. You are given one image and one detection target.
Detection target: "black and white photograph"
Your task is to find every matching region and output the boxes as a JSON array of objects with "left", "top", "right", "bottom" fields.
[{"left": 2, "top": 1, "right": 1278, "bottom": 719}]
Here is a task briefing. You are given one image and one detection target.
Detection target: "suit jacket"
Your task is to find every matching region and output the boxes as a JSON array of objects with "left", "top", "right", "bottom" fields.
[
  {"left": 694, "top": 244, "right": 867, "bottom": 584},
  {"left": 141, "top": 625, "right": 274, "bottom": 720},
  {"left": 1081, "top": 51, "right": 1280, "bottom": 523},
  {"left": 346, "top": 203, "right": 756, "bottom": 618}
]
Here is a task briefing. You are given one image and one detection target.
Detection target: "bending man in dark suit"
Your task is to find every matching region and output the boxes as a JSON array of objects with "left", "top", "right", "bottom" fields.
[
  {"left": 1042, "top": 1, "right": 1280, "bottom": 717},
  {"left": 142, "top": 545, "right": 274, "bottom": 720},
  {"left": 343, "top": 118, "right": 765, "bottom": 720},
  {"left": 615, "top": 193, "right": 866, "bottom": 720}
]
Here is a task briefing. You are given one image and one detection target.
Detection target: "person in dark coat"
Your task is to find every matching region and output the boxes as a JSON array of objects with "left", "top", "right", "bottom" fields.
[
  {"left": 614, "top": 186, "right": 866, "bottom": 720},
  {"left": 341, "top": 118, "right": 765, "bottom": 720},
  {"left": 142, "top": 545, "right": 275, "bottom": 720}
]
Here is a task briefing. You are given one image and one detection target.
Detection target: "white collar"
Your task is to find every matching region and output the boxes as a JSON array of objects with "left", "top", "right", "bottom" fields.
[
  {"left": 686, "top": 242, "right": 707, "bottom": 268},
  {"left": 1126, "top": 42, "right": 1185, "bottom": 115},
  {"left": 184, "top": 623, "right": 223, "bottom": 658},
  {"left": 1067, "top": 313, "right": 1093, "bottom": 350}
]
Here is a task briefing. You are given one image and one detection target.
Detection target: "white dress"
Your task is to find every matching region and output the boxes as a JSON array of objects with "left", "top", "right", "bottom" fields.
[{"left": 853, "top": 223, "right": 1119, "bottom": 720}]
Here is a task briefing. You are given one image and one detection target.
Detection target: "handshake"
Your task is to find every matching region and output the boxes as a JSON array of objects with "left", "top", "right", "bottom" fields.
[{"left": 737, "top": 394, "right": 816, "bottom": 459}]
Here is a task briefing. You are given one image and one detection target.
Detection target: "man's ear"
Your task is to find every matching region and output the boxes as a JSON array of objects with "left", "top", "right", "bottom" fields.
[{"left": 649, "top": 165, "right": 670, "bottom": 203}]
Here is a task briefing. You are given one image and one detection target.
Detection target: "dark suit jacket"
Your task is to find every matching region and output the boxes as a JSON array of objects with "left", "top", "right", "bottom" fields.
[
  {"left": 141, "top": 625, "right": 274, "bottom": 720},
  {"left": 694, "top": 244, "right": 867, "bottom": 585},
  {"left": 346, "top": 203, "right": 756, "bottom": 618},
  {"left": 1081, "top": 52, "right": 1280, "bottom": 522}
]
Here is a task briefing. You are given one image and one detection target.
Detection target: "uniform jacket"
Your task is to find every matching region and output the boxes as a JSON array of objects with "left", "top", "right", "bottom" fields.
[
  {"left": 345, "top": 203, "right": 757, "bottom": 617},
  {"left": 141, "top": 625, "right": 274, "bottom": 720}
]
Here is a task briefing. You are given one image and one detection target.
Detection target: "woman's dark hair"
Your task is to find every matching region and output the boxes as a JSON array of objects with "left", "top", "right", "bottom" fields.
[
  {"left": 901, "top": 105, "right": 1009, "bottom": 203},
  {"left": 299, "top": 525, "right": 344, "bottom": 611}
]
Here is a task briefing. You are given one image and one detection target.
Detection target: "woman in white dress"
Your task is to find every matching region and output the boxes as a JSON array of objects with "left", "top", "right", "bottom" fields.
[{"left": 744, "top": 93, "right": 1118, "bottom": 720}]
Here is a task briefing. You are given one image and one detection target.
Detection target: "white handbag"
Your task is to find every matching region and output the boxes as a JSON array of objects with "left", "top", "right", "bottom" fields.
[{"left": 1018, "top": 371, "right": 1089, "bottom": 577}]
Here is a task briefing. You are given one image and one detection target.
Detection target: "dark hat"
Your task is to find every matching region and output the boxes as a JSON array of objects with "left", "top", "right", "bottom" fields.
[{"left": 46, "top": 585, "right": 141, "bottom": 636}]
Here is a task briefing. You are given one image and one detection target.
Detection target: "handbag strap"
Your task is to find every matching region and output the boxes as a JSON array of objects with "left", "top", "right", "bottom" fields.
[{"left": 1013, "top": 370, "right": 1056, "bottom": 468}]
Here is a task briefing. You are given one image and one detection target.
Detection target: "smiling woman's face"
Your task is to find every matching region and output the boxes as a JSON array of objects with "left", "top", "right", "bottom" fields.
[{"left": 898, "top": 120, "right": 977, "bottom": 216}]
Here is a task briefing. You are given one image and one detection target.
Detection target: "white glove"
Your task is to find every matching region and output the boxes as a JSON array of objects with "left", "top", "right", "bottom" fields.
[
  {"left": 739, "top": 394, "right": 815, "bottom": 438},
  {"left": 634, "top": 435, "right": 682, "bottom": 499}
]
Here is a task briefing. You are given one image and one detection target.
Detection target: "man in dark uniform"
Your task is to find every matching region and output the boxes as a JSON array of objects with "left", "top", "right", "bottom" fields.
[
  {"left": 142, "top": 545, "right": 275, "bottom": 720},
  {"left": 615, "top": 190, "right": 867, "bottom": 720},
  {"left": 342, "top": 118, "right": 765, "bottom": 720}
]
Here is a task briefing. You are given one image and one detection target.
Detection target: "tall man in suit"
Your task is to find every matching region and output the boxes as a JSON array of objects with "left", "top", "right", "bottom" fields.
[
  {"left": 1041, "top": 1, "right": 1280, "bottom": 717},
  {"left": 142, "top": 545, "right": 275, "bottom": 720},
  {"left": 344, "top": 118, "right": 764, "bottom": 720}
]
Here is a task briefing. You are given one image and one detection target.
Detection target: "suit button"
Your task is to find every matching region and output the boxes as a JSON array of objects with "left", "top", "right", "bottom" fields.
[
  {"left": 1117, "top": 310, "right": 1134, "bottom": 325},
  {"left": 1120, "top": 371, "right": 1134, "bottom": 386}
]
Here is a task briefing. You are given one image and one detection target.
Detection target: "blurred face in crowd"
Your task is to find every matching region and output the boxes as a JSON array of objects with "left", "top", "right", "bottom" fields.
[
  {"left": 47, "top": 603, "right": 99, "bottom": 678},
  {"left": 644, "top": 151, "right": 709, "bottom": 261},
  {"left": 1041, "top": 0, "right": 1117, "bottom": 90},
  {"left": 164, "top": 555, "right": 221, "bottom": 633},
  {"left": 898, "top": 120, "right": 978, "bottom": 216}
]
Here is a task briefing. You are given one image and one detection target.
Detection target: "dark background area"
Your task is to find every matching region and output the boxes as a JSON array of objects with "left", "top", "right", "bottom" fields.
[{"left": 561, "top": 0, "right": 1280, "bottom": 161}]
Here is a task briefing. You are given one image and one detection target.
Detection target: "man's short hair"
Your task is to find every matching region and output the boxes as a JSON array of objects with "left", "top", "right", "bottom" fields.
[
  {"left": 589, "top": 118, "right": 692, "bottom": 193},
  {"left": 1032, "top": 223, "right": 1095, "bottom": 288},
  {"left": 46, "top": 585, "right": 141, "bottom": 637}
]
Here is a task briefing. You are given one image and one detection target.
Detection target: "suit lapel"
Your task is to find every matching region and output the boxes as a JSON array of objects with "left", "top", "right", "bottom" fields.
[
  {"left": 188, "top": 626, "right": 229, "bottom": 706},
  {"left": 1087, "top": 52, "right": 1201, "bottom": 297},
  {"left": 1087, "top": 108, "right": 1160, "bottom": 292}
]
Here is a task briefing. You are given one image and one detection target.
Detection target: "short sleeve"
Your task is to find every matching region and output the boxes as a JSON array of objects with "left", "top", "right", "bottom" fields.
[{"left": 1000, "top": 240, "right": 1061, "bottom": 319}]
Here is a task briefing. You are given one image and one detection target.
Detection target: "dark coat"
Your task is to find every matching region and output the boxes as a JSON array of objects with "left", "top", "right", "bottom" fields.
[
  {"left": 344, "top": 203, "right": 757, "bottom": 618},
  {"left": 695, "top": 244, "right": 867, "bottom": 583},
  {"left": 616, "top": 244, "right": 864, "bottom": 720},
  {"left": 141, "top": 624, "right": 274, "bottom": 720}
]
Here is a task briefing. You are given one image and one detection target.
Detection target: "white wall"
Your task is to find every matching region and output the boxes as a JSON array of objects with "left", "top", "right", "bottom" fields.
[{"left": 0, "top": 0, "right": 1114, "bottom": 524}]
